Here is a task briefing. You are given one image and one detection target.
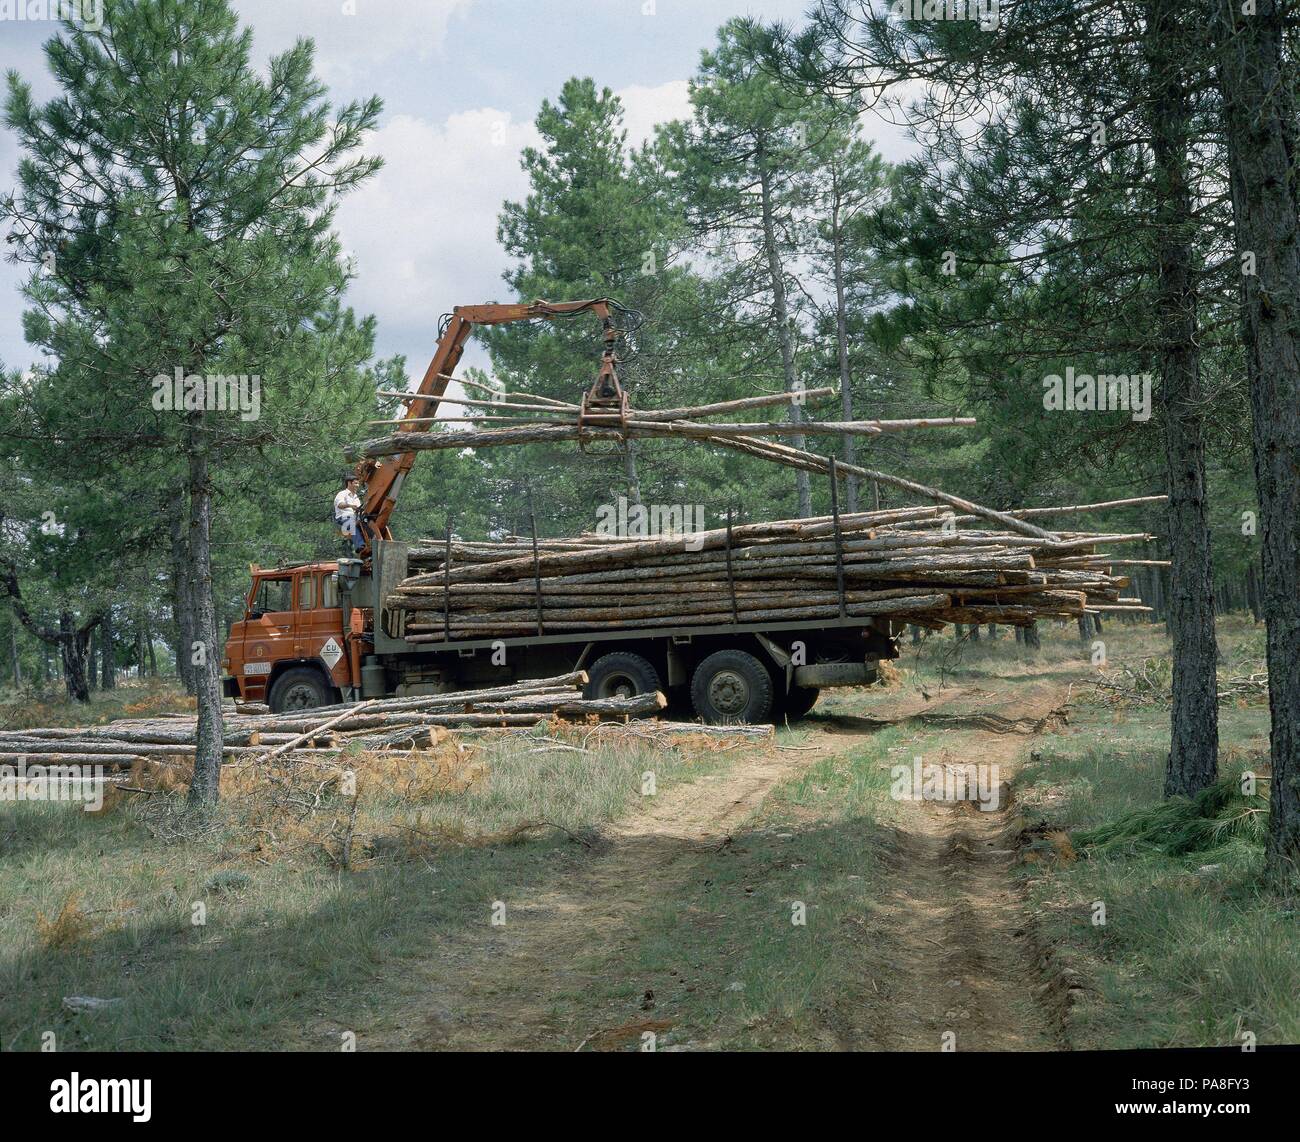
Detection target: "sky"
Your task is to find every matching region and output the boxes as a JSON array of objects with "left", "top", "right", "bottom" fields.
[{"left": 0, "top": 0, "right": 914, "bottom": 385}]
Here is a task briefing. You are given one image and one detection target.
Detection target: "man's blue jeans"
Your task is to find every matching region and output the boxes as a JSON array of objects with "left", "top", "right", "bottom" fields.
[{"left": 336, "top": 513, "right": 364, "bottom": 552}]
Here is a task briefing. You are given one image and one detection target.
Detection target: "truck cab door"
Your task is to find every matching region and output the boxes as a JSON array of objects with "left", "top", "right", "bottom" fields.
[
  {"left": 240, "top": 574, "right": 297, "bottom": 703},
  {"left": 295, "top": 571, "right": 349, "bottom": 688}
]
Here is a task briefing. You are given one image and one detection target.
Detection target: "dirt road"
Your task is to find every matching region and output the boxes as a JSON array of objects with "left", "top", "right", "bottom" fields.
[{"left": 366, "top": 678, "right": 1071, "bottom": 1051}]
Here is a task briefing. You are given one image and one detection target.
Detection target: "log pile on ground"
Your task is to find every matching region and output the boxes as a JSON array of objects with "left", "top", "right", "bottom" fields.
[
  {"left": 0, "top": 672, "right": 672, "bottom": 770},
  {"left": 386, "top": 501, "right": 1158, "bottom": 643}
]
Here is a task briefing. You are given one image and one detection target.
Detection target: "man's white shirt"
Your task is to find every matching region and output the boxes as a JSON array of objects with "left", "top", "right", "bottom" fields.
[{"left": 334, "top": 488, "right": 361, "bottom": 518}]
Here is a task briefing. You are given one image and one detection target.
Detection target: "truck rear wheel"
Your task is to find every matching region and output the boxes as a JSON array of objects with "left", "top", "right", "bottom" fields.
[
  {"left": 691, "top": 649, "right": 773, "bottom": 725},
  {"left": 268, "top": 667, "right": 336, "bottom": 714},
  {"left": 585, "top": 652, "right": 662, "bottom": 701},
  {"left": 778, "top": 684, "right": 820, "bottom": 721}
]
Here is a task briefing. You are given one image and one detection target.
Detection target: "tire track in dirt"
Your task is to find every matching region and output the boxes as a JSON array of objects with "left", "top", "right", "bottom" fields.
[
  {"left": 366, "top": 679, "right": 1070, "bottom": 1051},
  {"left": 366, "top": 725, "right": 867, "bottom": 1051},
  {"left": 857, "top": 680, "right": 1069, "bottom": 1051}
]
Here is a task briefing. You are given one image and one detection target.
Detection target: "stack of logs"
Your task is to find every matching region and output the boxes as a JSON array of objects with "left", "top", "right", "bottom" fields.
[
  {"left": 387, "top": 501, "right": 1157, "bottom": 643},
  {"left": 0, "top": 672, "right": 665, "bottom": 769}
]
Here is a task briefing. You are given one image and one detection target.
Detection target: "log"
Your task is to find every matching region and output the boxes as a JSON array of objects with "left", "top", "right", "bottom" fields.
[{"left": 253, "top": 700, "right": 378, "bottom": 765}]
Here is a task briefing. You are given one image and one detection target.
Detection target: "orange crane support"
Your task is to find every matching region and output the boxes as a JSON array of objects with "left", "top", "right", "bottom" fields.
[{"left": 352, "top": 299, "right": 627, "bottom": 550}]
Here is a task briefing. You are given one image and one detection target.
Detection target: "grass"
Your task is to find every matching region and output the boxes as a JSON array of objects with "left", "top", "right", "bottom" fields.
[
  {"left": 0, "top": 724, "right": 730, "bottom": 1051},
  {"left": 0, "top": 679, "right": 194, "bottom": 733},
  {"left": 1011, "top": 620, "right": 1297, "bottom": 1049},
  {"left": 599, "top": 726, "right": 906, "bottom": 1050},
  {"left": 2, "top": 612, "right": 1292, "bottom": 1052}
]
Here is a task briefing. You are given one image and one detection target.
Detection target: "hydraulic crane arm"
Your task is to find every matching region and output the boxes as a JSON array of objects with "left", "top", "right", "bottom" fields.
[{"left": 354, "top": 298, "right": 626, "bottom": 548}]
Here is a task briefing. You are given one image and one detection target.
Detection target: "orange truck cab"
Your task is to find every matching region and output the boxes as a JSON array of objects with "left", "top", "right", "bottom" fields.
[{"left": 222, "top": 561, "right": 361, "bottom": 711}]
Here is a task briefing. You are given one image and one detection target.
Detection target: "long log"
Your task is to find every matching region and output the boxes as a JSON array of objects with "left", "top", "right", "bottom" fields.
[{"left": 253, "top": 700, "right": 378, "bottom": 765}]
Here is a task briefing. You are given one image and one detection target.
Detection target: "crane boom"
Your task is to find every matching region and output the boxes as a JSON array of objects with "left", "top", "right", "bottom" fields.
[{"left": 353, "top": 299, "right": 625, "bottom": 549}]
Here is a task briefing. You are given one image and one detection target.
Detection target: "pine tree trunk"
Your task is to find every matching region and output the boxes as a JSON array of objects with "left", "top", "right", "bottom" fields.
[
  {"left": 59, "top": 611, "right": 91, "bottom": 702},
  {"left": 1247, "top": 562, "right": 1263, "bottom": 623},
  {"left": 757, "top": 152, "right": 812, "bottom": 518},
  {"left": 831, "top": 181, "right": 859, "bottom": 513},
  {"left": 1078, "top": 613, "right": 1094, "bottom": 641},
  {"left": 1215, "top": 0, "right": 1300, "bottom": 879},
  {"left": 170, "top": 487, "right": 197, "bottom": 695},
  {"left": 1146, "top": 0, "right": 1219, "bottom": 799},
  {"left": 8, "top": 613, "right": 20, "bottom": 686},
  {"left": 101, "top": 608, "right": 115, "bottom": 690},
  {"left": 1024, "top": 622, "right": 1040, "bottom": 650},
  {"left": 185, "top": 424, "right": 225, "bottom": 807},
  {"left": 623, "top": 440, "right": 642, "bottom": 508}
]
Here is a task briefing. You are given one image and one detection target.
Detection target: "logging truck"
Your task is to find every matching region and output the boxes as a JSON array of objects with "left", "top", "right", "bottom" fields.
[{"left": 221, "top": 300, "right": 898, "bottom": 722}]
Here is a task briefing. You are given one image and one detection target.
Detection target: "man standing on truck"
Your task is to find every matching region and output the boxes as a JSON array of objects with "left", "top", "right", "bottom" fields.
[{"left": 333, "top": 475, "right": 364, "bottom": 552}]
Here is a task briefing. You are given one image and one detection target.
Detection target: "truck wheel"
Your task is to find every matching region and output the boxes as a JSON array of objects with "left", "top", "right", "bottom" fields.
[
  {"left": 691, "top": 649, "right": 773, "bottom": 725},
  {"left": 269, "top": 667, "right": 336, "bottom": 714},
  {"left": 779, "top": 684, "right": 820, "bottom": 721},
  {"left": 585, "top": 652, "right": 662, "bottom": 700}
]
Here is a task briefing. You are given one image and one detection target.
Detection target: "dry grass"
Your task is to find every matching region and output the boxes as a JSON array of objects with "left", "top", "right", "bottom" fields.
[
  {"left": 0, "top": 719, "right": 737, "bottom": 1051},
  {"left": 0, "top": 680, "right": 194, "bottom": 732},
  {"left": 35, "top": 893, "right": 95, "bottom": 950}
]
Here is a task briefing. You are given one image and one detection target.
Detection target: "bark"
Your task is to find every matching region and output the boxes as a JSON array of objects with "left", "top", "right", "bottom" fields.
[
  {"left": 58, "top": 612, "right": 92, "bottom": 702},
  {"left": 8, "top": 613, "right": 19, "bottom": 686},
  {"left": 360, "top": 417, "right": 972, "bottom": 456},
  {"left": 169, "top": 486, "right": 197, "bottom": 695},
  {"left": 623, "top": 439, "right": 642, "bottom": 508},
  {"left": 1214, "top": 0, "right": 1300, "bottom": 880},
  {"left": 831, "top": 170, "right": 859, "bottom": 513},
  {"left": 100, "top": 609, "right": 115, "bottom": 690},
  {"left": 185, "top": 420, "right": 225, "bottom": 807},
  {"left": 757, "top": 141, "right": 812, "bottom": 518},
  {"left": 1146, "top": 0, "right": 1219, "bottom": 798}
]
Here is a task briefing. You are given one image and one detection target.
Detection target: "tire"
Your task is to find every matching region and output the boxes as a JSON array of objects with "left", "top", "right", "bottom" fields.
[
  {"left": 585, "top": 652, "right": 662, "bottom": 701},
  {"left": 780, "top": 684, "right": 820, "bottom": 721},
  {"left": 691, "top": 649, "right": 774, "bottom": 725},
  {"left": 268, "top": 666, "right": 336, "bottom": 714}
]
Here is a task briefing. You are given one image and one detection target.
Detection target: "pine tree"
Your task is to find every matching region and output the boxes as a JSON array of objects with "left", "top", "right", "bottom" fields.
[{"left": 1, "top": 0, "right": 381, "bottom": 799}]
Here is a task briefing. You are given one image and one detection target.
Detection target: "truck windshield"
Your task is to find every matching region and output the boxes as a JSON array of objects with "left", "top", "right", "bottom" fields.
[{"left": 252, "top": 577, "right": 293, "bottom": 615}]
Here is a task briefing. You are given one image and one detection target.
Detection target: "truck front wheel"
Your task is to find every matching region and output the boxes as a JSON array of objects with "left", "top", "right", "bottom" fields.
[
  {"left": 585, "top": 652, "right": 662, "bottom": 701},
  {"left": 268, "top": 667, "right": 336, "bottom": 714},
  {"left": 691, "top": 649, "right": 773, "bottom": 725}
]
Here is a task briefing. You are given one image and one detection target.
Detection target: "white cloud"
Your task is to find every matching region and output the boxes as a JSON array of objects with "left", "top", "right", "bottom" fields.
[
  {"left": 617, "top": 80, "right": 691, "bottom": 147},
  {"left": 337, "top": 79, "right": 697, "bottom": 390},
  {"left": 233, "top": 0, "right": 474, "bottom": 83},
  {"left": 336, "top": 108, "right": 538, "bottom": 336}
]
